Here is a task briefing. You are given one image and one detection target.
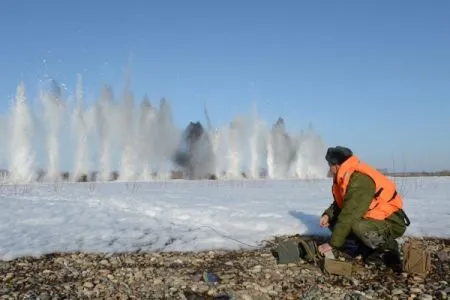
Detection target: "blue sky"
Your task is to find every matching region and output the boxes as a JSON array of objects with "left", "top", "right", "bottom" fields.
[{"left": 0, "top": 0, "right": 449, "bottom": 171}]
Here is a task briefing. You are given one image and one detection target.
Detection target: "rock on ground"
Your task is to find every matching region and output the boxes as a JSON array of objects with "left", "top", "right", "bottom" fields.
[{"left": 0, "top": 236, "right": 449, "bottom": 300}]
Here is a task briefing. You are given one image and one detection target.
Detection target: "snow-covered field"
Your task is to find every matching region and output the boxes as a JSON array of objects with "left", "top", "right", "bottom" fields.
[{"left": 1, "top": 177, "right": 449, "bottom": 261}]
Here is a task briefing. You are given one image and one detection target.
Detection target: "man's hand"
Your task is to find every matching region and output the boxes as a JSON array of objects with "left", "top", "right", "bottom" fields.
[
  {"left": 320, "top": 214, "right": 330, "bottom": 228},
  {"left": 318, "top": 243, "right": 333, "bottom": 256}
]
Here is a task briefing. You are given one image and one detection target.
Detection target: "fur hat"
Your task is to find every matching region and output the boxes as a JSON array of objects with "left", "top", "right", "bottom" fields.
[{"left": 325, "top": 146, "right": 353, "bottom": 165}]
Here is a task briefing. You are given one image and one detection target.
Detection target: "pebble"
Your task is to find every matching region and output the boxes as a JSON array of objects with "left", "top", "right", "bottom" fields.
[
  {"left": 4, "top": 273, "right": 13, "bottom": 281},
  {"left": 100, "top": 259, "right": 109, "bottom": 266},
  {"left": 392, "top": 288, "right": 404, "bottom": 295},
  {"left": 250, "top": 265, "right": 262, "bottom": 273},
  {"left": 437, "top": 251, "right": 449, "bottom": 261},
  {"left": 38, "top": 292, "right": 50, "bottom": 300}
]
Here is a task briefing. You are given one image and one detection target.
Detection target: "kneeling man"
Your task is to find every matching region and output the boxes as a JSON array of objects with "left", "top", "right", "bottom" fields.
[{"left": 318, "top": 146, "right": 410, "bottom": 271}]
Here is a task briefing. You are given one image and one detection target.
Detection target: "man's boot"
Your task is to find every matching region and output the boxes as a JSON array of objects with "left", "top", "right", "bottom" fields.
[
  {"left": 361, "top": 245, "right": 383, "bottom": 265},
  {"left": 361, "top": 239, "right": 402, "bottom": 272},
  {"left": 381, "top": 239, "right": 403, "bottom": 273}
]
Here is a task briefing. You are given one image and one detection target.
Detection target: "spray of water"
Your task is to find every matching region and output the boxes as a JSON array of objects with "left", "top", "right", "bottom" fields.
[
  {"left": 227, "top": 118, "right": 242, "bottom": 178},
  {"left": 40, "top": 81, "right": 65, "bottom": 181},
  {"left": 250, "top": 122, "right": 260, "bottom": 179},
  {"left": 295, "top": 127, "right": 329, "bottom": 178},
  {"left": 2, "top": 80, "right": 329, "bottom": 182},
  {"left": 71, "top": 74, "right": 90, "bottom": 181},
  {"left": 118, "top": 82, "right": 137, "bottom": 181},
  {"left": 137, "top": 96, "right": 156, "bottom": 180},
  {"left": 96, "top": 85, "right": 113, "bottom": 181},
  {"left": 8, "top": 82, "right": 35, "bottom": 183}
]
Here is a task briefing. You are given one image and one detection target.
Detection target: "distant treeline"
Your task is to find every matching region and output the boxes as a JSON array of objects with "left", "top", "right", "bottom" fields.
[
  {"left": 383, "top": 170, "right": 450, "bottom": 177},
  {"left": 327, "top": 169, "right": 450, "bottom": 178}
]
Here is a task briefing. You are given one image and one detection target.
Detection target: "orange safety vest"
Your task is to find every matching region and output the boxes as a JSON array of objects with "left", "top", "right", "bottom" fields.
[{"left": 332, "top": 155, "right": 403, "bottom": 220}]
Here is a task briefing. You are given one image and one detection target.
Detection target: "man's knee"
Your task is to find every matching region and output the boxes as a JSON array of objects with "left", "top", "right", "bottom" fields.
[{"left": 351, "top": 219, "right": 390, "bottom": 250}]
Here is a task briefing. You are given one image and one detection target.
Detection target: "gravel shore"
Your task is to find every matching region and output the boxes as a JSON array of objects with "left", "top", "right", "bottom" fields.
[{"left": 1, "top": 236, "right": 449, "bottom": 300}]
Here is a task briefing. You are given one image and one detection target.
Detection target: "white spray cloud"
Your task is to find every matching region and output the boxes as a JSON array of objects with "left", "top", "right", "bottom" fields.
[
  {"left": 71, "top": 74, "right": 90, "bottom": 181},
  {"left": 8, "top": 82, "right": 35, "bottom": 183},
  {"left": 1, "top": 80, "right": 329, "bottom": 182}
]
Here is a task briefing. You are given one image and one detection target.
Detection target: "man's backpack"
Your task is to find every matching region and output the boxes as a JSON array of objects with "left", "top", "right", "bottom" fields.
[{"left": 402, "top": 240, "right": 432, "bottom": 277}]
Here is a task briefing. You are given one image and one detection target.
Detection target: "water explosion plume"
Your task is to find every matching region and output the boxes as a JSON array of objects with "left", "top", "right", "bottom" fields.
[{"left": 1, "top": 77, "right": 329, "bottom": 183}]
